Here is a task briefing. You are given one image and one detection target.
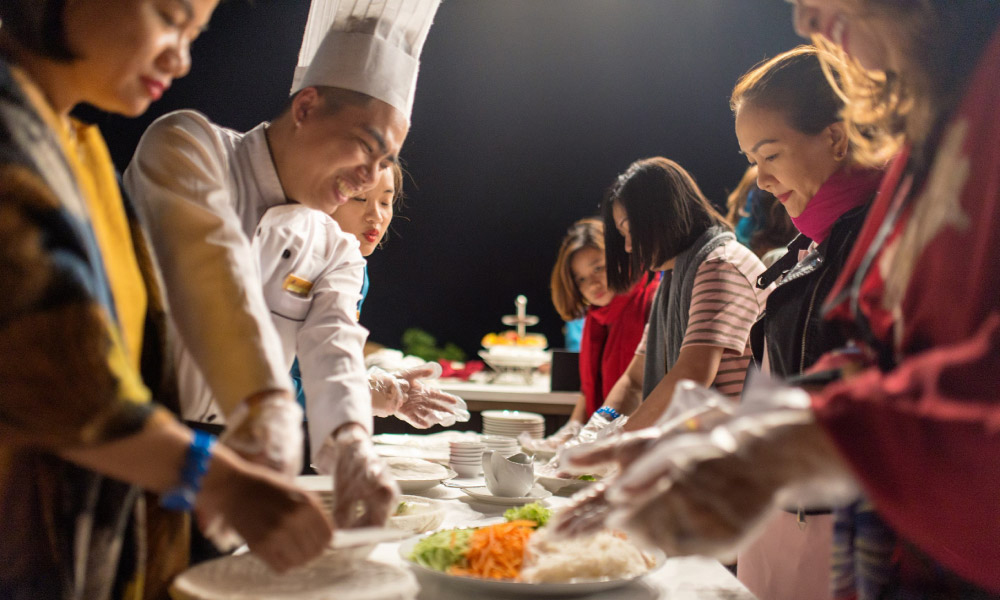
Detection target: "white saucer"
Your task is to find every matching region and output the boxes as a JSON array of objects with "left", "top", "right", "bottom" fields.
[{"left": 459, "top": 485, "right": 552, "bottom": 506}]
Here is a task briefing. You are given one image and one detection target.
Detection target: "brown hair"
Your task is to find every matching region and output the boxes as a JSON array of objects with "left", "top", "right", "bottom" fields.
[
  {"left": 731, "top": 45, "right": 845, "bottom": 137},
  {"left": 602, "top": 157, "right": 728, "bottom": 293},
  {"left": 550, "top": 218, "right": 605, "bottom": 321},
  {"left": 813, "top": 0, "right": 1000, "bottom": 167}
]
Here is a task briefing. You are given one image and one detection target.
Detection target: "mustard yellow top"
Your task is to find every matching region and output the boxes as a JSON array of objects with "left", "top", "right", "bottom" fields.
[{"left": 13, "top": 69, "right": 148, "bottom": 372}]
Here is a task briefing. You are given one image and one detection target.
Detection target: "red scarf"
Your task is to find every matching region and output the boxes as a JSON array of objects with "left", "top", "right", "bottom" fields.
[
  {"left": 791, "top": 166, "right": 883, "bottom": 244},
  {"left": 579, "top": 273, "right": 659, "bottom": 417}
]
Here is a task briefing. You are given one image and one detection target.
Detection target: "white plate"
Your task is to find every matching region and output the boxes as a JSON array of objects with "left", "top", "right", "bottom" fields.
[
  {"left": 535, "top": 475, "right": 599, "bottom": 494},
  {"left": 479, "top": 349, "right": 551, "bottom": 370},
  {"left": 398, "top": 536, "right": 664, "bottom": 597},
  {"left": 459, "top": 485, "right": 552, "bottom": 506},
  {"left": 386, "top": 457, "right": 457, "bottom": 493},
  {"left": 171, "top": 553, "right": 416, "bottom": 600},
  {"left": 482, "top": 410, "right": 545, "bottom": 422},
  {"left": 389, "top": 496, "right": 447, "bottom": 534}
]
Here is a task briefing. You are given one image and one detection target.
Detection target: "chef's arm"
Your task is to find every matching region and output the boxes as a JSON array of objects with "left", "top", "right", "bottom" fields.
[
  {"left": 598, "top": 353, "right": 645, "bottom": 417},
  {"left": 294, "top": 255, "right": 372, "bottom": 464},
  {"left": 123, "top": 111, "right": 290, "bottom": 415},
  {"left": 624, "top": 344, "right": 724, "bottom": 432}
]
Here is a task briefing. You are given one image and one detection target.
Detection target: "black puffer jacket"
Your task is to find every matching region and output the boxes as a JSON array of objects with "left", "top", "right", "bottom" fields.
[{"left": 749, "top": 202, "right": 871, "bottom": 377}]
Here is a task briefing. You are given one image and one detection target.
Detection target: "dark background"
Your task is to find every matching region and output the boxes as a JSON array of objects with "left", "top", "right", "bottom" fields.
[{"left": 99, "top": 0, "right": 802, "bottom": 359}]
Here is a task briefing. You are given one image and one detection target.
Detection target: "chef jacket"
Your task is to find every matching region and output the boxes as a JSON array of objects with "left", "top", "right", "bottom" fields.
[{"left": 124, "top": 110, "right": 373, "bottom": 461}]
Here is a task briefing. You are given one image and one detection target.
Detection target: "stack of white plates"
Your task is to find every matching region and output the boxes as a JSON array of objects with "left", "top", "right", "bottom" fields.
[
  {"left": 448, "top": 441, "right": 485, "bottom": 478},
  {"left": 482, "top": 435, "right": 520, "bottom": 457},
  {"left": 481, "top": 410, "right": 545, "bottom": 439}
]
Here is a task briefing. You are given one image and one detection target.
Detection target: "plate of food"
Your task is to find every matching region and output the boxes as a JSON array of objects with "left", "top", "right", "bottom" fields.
[
  {"left": 386, "top": 457, "right": 457, "bottom": 493},
  {"left": 388, "top": 496, "right": 447, "bottom": 535},
  {"left": 401, "top": 503, "right": 663, "bottom": 596}
]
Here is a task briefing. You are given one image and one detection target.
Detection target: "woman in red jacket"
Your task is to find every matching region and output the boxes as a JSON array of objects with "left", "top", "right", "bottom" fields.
[{"left": 523, "top": 218, "right": 657, "bottom": 454}]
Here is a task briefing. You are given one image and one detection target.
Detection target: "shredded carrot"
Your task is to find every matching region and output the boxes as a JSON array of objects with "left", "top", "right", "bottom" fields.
[{"left": 448, "top": 520, "right": 536, "bottom": 580}]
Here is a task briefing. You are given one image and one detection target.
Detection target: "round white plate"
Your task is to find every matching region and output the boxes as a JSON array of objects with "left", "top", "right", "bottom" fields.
[
  {"left": 459, "top": 485, "right": 552, "bottom": 506},
  {"left": 535, "top": 475, "right": 598, "bottom": 494},
  {"left": 398, "top": 536, "right": 664, "bottom": 597},
  {"left": 389, "top": 496, "right": 447, "bottom": 534},
  {"left": 386, "top": 457, "right": 457, "bottom": 493},
  {"left": 482, "top": 410, "right": 545, "bottom": 422},
  {"left": 478, "top": 349, "right": 551, "bottom": 369},
  {"left": 171, "top": 554, "right": 416, "bottom": 600}
]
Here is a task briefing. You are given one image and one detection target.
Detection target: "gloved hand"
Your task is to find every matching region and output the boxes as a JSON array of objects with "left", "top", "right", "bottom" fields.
[
  {"left": 518, "top": 419, "right": 582, "bottom": 455},
  {"left": 369, "top": 368, "right": 408, "bottom": 418},
  {"left": 370, "top": 363, "right": 470, "bottom": 428},
  {"left": 221, "top": 392, "right": 303, "bottom": 480},
  {"left": 315, "top": 424, "right": 400, "bottom": 529},
  {"left": 550, "top": 380, "right": 741, "bottom": 537},
  {"left": 393, "top": 363, "right": 470, "bottom": 428},
  {"left": 600, "top": 405, "right": 856, "bottom": 558},
  {"left": 569, "top": 410, "right": 618, "bottom": 447},
  {"left": 195, "top": 444, "right": 333, "bottom": 573}
]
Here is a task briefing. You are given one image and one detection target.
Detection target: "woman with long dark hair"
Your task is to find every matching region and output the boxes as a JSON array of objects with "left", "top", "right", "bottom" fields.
[{"left": 597, "top": 157, "right": 769, "bottom": 432}]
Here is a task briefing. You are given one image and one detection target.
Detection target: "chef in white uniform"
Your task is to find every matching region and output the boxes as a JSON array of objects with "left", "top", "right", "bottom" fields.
[{"left": 123, "top": 0, "right": 447, "bottom": 529}]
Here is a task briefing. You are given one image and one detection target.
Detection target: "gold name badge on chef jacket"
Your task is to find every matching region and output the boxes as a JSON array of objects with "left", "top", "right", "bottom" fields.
[{"left": 283, "top": 273, "right": 314, "bottom": 297}]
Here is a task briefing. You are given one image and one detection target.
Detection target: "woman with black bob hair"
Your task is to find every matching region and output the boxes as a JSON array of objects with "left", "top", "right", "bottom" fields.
[
  {"left": 0, "top": 1, "right": 333, "bottom": 598},
  {"left": 592, "top": 157, "right": 769, "bottom": 434}
]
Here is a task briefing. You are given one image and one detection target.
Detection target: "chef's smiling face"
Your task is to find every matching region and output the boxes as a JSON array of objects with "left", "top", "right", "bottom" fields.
[
  {"left": 331, "top": 166, "right": 395, "bottom": 257},
  {"left": 63, "top": 0, "right": 217, "bottom": 117},
  {"left": 570, "top": 246, "right": 612, "bottom": 308},
  {"left": 283, "top": 88, "right": 408, "bottom": 215}
]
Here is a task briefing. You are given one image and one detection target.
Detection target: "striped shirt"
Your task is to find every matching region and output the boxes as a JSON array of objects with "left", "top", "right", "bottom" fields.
[{"left": 637, "top": 239, "right": 770, "bottom": 398}]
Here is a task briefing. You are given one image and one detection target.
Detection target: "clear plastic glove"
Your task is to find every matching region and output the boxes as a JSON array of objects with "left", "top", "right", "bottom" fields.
[
  {"left": 393, "top": 363, "right": 470, "bottom": 428},
  {"left": 315, "top": 425, "right": 400, "bottom": 529},
  {"left": 601, "top": 404, "right": 857, "bottom": 559},
  {"left": 369, "top": 368, "right": 408, "bottom": 418},
  {"left": 550, "top": 380, "right": 740, "bottom": 538},
  {"left": 519, "top": 419, "right": 582, "bottom": 455},
  {"left": 195, "top": 445, "right": 333, "bottom": 573},
  {"left": 221, "top": 394, "right": 303, "bottom": 479}
]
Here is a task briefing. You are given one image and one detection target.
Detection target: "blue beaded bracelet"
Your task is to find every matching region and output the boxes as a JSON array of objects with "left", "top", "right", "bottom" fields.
[
  {"left": 160, "top": 430, "right": 216, "bottom": 512},
  {"left": 595, "top": 406, "right": 621, "bottom": 420}
]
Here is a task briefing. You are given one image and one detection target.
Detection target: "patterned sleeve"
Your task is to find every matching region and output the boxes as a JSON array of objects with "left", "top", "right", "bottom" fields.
[
  {"left": 683, "top": 244, "right": 767, "bottom": 397},
  {"left": 0, "top": 164, "right": 153, "bottom": 449},
  {"left": 682, "top": 248, "right": 762, "bottom": 354}
]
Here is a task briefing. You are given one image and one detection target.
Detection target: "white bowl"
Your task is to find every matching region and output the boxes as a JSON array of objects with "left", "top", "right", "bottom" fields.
[
  {"left": 450, "top": 462, "right": 480, "bottom": 478},
  {"left": 388, "top": 496, "right": 446, "bottom": 535}
]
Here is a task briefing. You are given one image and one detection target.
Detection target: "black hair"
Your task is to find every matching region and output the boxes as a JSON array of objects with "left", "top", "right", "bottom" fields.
[
  {"left": 274, "top": 85, "right": 373, "bottom": 120},
  {"left": 602, "top": 157, "right": 728, "bottom": 292},
  {"left": 0, "top": 0, "right": 76, "bottom": 61}
]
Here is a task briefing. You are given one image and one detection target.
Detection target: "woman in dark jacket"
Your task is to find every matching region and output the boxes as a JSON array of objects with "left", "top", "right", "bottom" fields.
[{"left": 729, "top": 45, "right": 883, "bottom": 599}]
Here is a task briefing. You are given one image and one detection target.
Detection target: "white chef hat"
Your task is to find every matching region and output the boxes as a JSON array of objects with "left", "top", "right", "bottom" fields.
[{"left": 291, "top": 0, "right": 442, "bottom": 121}]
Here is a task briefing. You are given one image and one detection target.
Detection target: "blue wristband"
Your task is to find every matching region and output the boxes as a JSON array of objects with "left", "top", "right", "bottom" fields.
[
  {"left": 160, "top": 430, "right": 216, "bottom": 512},
  {"left": 595, "top": 406, "right": 621, "bottom": 420}
]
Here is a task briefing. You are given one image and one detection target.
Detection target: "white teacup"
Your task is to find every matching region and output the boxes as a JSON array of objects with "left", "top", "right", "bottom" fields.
[{"left": 482, "top": 451, "right": 534, "bottom": 497}]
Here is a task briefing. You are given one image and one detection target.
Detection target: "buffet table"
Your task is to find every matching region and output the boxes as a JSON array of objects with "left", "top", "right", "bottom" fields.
[
  {"left": 437, "top": 375, "right": 578, "bottom": 415},
  {"left": 367, "top": 484, "right": 757, "bottom": 599}
]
